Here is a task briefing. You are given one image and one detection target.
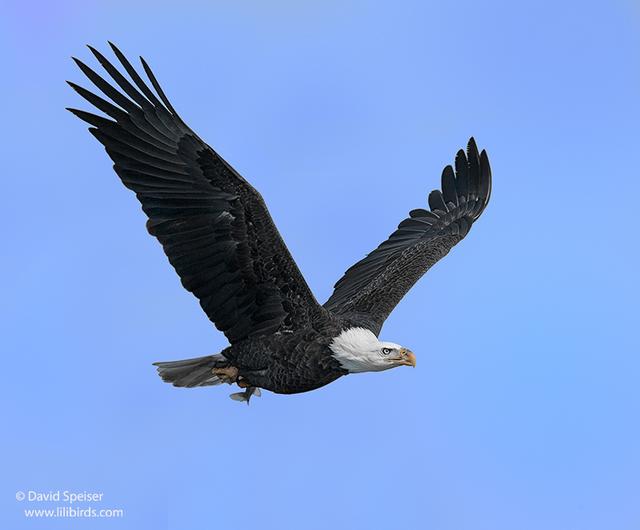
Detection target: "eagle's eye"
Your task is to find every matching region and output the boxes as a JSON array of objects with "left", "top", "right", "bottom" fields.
[{"left": 382, "top": 347, "right": 392, "bottom": 355}]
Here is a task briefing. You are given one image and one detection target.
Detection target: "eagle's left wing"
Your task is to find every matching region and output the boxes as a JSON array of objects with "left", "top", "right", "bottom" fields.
[
  {"left": 323, "top": 138, "right": 491, "bottom": 335},
  {"left": 67, "top": 43, "right": 326, "bottom": 345}
]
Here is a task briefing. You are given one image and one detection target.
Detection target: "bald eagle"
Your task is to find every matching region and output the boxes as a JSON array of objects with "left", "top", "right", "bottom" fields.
[{"left": 68, "top": 44, "right": 491, "bottom": 403}]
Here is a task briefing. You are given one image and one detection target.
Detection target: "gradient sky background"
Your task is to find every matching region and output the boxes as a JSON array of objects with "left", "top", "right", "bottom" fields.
[{"left": 2, "top": 1, "right": 640, "bottom": 529}]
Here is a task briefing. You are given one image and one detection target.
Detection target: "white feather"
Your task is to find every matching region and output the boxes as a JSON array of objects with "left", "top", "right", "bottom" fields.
[{"left": 329, "top": 327, "right": 402, "bottom": 373}]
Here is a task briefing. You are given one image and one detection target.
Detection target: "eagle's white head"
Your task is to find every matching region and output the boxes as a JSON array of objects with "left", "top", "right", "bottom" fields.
[{"left": 329, "top": 327, "right": 416, "bottom": 373}]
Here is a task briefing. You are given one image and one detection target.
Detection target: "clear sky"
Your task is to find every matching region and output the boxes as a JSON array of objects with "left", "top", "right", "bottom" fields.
[{"left": 2, "top": 1, "right": 640, "bottom": 529}]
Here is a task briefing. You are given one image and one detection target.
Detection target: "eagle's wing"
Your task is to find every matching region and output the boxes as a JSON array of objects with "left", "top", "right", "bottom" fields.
[
  {"left": 324, "top": 138, "right": 491, "bottom": 335},
  {"left": 68, "top": 43, "right": 324, "bottom": 344}
]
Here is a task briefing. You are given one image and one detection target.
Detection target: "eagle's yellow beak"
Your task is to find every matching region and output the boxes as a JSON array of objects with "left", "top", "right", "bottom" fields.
[{"left": 399, "top": 348, "right": 416, "bottom": 367}]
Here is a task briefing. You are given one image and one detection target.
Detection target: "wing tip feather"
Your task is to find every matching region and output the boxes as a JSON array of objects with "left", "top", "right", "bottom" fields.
[{"left": 432, "top": 137, "right": 492, "bottom": 222}]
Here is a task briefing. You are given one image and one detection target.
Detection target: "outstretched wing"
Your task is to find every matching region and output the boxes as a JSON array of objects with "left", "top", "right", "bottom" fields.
[
  {"left": 324, "top": 138, "right": 491, "bottom": 335},
  {"left": 68, "top": 43, "right": 325, "bottom": 344}
]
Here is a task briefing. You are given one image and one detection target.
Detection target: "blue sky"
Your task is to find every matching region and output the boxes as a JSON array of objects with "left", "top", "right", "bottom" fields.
[{"left": 2, "top": 1, "right": 639, "bottom": 529}]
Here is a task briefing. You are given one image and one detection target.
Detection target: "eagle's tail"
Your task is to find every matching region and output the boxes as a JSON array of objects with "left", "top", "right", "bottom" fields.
[{"left": 153, "top": 354, "right": 229, "bottom": 388}]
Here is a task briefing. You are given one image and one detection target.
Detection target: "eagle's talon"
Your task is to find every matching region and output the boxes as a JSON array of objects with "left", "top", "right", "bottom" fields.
[{"left": 212, "top": 366, "right": 239, "bottom": 384}]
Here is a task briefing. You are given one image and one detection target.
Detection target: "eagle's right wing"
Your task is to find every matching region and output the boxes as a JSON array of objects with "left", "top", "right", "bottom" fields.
[
  {"left": 324, "top": 138, "right": 491, "bottom": 335},
  {"left": 68, "top": 43, "right": 324, "bottom": 344}
]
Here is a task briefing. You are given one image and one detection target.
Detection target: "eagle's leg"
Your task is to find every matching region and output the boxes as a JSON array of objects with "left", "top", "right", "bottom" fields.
[{"left": 212, "top": 366, "right": 239, "bottom": 384}]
